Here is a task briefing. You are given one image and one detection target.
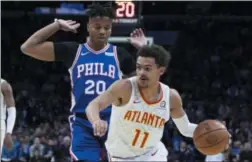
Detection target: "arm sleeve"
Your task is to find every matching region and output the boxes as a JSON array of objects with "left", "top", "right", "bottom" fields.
[
  {"left": 53, "top": 42, "right": 79, "bottom": 68},
  {"left": 116, "top": 47, "right": 136, "bottom": 75}
]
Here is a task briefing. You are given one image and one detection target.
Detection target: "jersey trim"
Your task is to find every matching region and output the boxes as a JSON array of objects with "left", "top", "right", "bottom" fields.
[
  {"left": 68, "top": 44, "right": 82, "bottom": 71},
  {"left": 113, "top": 46, "right": 123, "bottom": 79},
  {"left": 68, "top": 70, "right": 76, "bottom": 112},
  {"left": 138, "top": 84, "right": 164, "bottom": 105},
  {"left": 84, "top": 43, "right": 110, "bottom": 54}
]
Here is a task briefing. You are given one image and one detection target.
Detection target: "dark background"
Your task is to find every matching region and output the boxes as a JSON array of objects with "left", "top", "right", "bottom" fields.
[{"left": 1, "top": 1, "right": 252, "bottom": 162}]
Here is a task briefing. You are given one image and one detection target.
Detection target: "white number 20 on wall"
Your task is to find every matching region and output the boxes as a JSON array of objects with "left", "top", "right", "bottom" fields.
[{"left": 85, "top": 80, "right": 106, "bottom": 95}]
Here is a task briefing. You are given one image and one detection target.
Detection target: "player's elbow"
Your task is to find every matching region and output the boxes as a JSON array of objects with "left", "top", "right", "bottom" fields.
[
  {"left": 21, "top": 43, "right": 35, "bottom": 57},
  {"left": 20, "top": 43, "right": 29, "bottom": 55}
]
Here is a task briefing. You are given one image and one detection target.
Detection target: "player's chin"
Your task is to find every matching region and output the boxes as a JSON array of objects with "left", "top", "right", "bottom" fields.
[
  {"left": 139, "top": 81, "right": 148, "bottom": 88},
  {"left": 96, "top": 37, "right": 108, "bottom": 44}
]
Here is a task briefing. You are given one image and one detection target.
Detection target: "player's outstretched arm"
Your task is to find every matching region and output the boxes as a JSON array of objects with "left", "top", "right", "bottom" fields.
[
  {"left": 20, "top": 19, "right": 80, "bottom": 61},
  {"left": 170, "top": 88, "right": 197, "bottom": 138},
  {"left": 1, "top": 80, "right": 16, "bottom": 149},
  {"left": 86, "top": 79, "right": 131, "bottom": 124}
]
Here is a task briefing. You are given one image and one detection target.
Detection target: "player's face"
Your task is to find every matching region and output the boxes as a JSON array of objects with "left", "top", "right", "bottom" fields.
[
  {"left": 87, "top": 17, "right": 112, "bottom": 44},
  {"left": 136, "top": 56, "right": 165, "bottom": 88}
]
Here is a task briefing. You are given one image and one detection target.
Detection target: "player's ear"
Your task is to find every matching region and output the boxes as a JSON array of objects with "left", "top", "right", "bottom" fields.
[
  {"left": 87, "top": 21, "right": 90, "bottom": 33},
  {"left": 159, "top": 67, "right": 166, "bottom": 76}
]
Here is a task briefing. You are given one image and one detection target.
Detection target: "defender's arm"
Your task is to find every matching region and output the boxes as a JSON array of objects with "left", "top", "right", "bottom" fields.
[{"left": 20, "top": 22, "right": 60, "bottom": 61}]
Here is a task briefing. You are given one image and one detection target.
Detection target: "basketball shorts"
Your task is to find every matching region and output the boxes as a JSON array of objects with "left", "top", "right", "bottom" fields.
[
  {"left": 69, "top": 114, "right": 110, "bottom": 162},
  {"left": 108, "top": 142, "right": 168, "bottom": 161}
]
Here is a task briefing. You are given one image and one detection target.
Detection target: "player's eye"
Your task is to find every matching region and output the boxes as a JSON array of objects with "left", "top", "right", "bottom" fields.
[
  {"left": 95, "top": 26, "right": 101, "bottom": 30},
  {"left": 144, "top": 67, "right": 151, "bottom": 71}
]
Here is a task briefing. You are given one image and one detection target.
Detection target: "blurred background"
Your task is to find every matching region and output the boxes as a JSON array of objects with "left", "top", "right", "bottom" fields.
[{"left": 1, "top": 1, "right": 252, "bottom": 162}]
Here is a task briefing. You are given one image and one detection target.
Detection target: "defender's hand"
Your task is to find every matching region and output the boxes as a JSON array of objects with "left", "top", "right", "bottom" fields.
[
  {"left": 4, "top": 133, "right": 13, "bottom": 150},
  {"left": 55, "top": 19, "right": 80, "bottom": 33},
  {"left": 129, "top": 28, "right": 148, "bottom": 49},
  {"left": 92, "top": 120, "right": 108, "bottom": 137}
]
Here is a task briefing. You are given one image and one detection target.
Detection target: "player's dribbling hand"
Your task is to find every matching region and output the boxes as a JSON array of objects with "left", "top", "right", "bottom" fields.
[
  {"left": 129, "top": 28, "right": 148, "bottom": 49},
  {"left": 54, "top": 19, "right": 80, "bottom": 33},
  {"left": 92, "top": 120, "right": 108, "bottom": 137},
  {"left": 4, "top": 133, "right": 13, "bottom": 150}
]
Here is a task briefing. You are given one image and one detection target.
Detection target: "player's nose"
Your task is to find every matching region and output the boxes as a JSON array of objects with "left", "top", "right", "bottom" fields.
[{"left": 99, "top": 28, "right": 106, "bottom": 35}]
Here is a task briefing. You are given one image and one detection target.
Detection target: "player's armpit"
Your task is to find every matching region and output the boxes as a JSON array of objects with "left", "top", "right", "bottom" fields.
[
  {"left": 1, "top": 81, "right": 15, "bottom": 107},
  {"left": 117, "top": 47, "right": 136, "bottom": 76}
]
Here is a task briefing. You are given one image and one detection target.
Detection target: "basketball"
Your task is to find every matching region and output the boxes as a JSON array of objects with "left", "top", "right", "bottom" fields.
[{"left": 193, "top": 120, "right": 229, "bottom": 155}]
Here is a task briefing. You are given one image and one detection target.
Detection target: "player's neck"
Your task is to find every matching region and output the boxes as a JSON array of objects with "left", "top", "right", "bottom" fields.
[
  {"left": 87, "top": 39, "right": 107, "bottom": 51},
  {"left": 140, "top": 83, "right": 161, "bottom": 101}
]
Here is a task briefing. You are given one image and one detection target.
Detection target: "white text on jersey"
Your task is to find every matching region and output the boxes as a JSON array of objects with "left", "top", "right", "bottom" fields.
[{"left": 77, "top": 63, "right": 116, "bottom": 79}]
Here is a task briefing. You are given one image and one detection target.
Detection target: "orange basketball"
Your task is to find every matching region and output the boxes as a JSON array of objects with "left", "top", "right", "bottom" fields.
[{"left": 193, "top": 120, "right": 229, "bottom": 155}]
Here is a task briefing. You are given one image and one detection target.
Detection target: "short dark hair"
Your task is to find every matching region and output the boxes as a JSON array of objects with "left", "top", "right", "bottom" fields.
[
  {"left": 137, "top": 44, "right": 171, "bottom": 67},
  {"left": 86, "top": 3, "right": 115, "bottom": 19}
]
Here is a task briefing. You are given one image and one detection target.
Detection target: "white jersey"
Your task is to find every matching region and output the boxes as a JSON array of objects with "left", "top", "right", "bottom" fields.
[
  {"left": 0, "top": 79, "right": 7, "bottom": 120},
  {"left": 0, "top": 79, "right": 7, "bottom": 157},
  {"left": 106, "top": 77, "right": 170, "bottom": 158}
]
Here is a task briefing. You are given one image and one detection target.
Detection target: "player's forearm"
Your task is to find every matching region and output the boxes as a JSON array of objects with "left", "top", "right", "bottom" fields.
[
  {"left": 86, "top": 101, "right": 102, "bottom": 124},
  {"left": 21, "top": 22, "right": 60, "bottom": 49},
  {"left": 172, "top": 114, "right": 197, "bottom": 138},
  {"left": 6, "top": 107, "right": 16, "bottom": 134}
]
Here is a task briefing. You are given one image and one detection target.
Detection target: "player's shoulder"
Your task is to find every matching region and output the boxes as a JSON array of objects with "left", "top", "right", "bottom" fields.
[
  {"left": 1, "top": 79, "right": 12, "bottom": 91},
  {"left": 169, "top": 88, "right": 180, "bottom": 98},
  {"left": 1, "top": 78, "right": 6, "bottom": 84},
  {"left": 54, "top": 41, "right": 80, "bottom": 46},
  {"left": 1, "top": 78, "right": 9, "bottom": 86},
  {"left": 114, "top": 78, "right": 132, "bottom": 90},
  {"left": 169, "top": 88, "right": 182, "bottom": 107}
]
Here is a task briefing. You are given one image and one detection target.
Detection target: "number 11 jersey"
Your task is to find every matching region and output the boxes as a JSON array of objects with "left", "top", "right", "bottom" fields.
[
  {"left": 106, "top": 77, "right": 170, "bottom": 158},
  {"left": 69, "top": 43, "right": 122, "bottom": 114}
]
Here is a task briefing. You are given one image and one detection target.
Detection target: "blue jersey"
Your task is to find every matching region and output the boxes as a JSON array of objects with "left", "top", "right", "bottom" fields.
[{"left": 68, "top": 43, "right": 122, "bottom": 114}]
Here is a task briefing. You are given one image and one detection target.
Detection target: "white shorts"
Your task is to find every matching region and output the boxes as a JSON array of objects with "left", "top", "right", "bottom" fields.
[
  {"left": 0, "top": 120, "right": 6, "bottom": 158},
  {"left": 108, "top": 142, "right": 168, "bottom": 161}
]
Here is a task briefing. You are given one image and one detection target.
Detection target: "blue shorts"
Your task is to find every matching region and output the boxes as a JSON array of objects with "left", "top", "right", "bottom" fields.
[{"left": 69, "top": 114, "right": 110, "bottom": 162}]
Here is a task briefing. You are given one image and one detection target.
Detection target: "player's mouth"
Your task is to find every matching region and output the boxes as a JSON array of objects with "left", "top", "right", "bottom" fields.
[
  {"left": 97, "top": 36, "right": 106, "bottom": 40},
  {"left": 140, "top": 77, "right": 148, "bottom": 81}
]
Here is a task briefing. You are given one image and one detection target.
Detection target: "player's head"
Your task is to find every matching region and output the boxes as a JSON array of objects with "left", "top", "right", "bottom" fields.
[
  {"left": 136, "top": 44, "right": 171, "bottom": 88},
  {"left": 87, "top": 3, "right": 114, "bottom": 45}
]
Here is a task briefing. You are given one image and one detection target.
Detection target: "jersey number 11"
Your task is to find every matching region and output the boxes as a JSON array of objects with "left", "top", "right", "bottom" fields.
[{"left": 132, "top": 129, "right": 149, "bottom": 148}]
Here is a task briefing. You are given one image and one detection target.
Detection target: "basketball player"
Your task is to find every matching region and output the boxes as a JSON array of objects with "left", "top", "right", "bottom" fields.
[
  {"left": 20, "top": 4, "right": 147, "bottom": 162},
  {"left": 0, "top": 79, "right": 16, "bottom": 157},
  {"left": 86, "top": 44, "right": 198, "bottom": 161}
]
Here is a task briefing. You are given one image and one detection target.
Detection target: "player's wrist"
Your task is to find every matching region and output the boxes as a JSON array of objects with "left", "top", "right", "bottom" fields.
[
  {"left": 92, "top": 118, "right": 101, "bottom": 124},
  {"left": 53, "top": 19, "right": 61, "bottom": 30}
]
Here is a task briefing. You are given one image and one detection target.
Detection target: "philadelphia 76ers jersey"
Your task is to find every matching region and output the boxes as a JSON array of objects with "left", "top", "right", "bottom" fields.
[{"left": 68, "top": 43, "right": 122, "bottom": 114}]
